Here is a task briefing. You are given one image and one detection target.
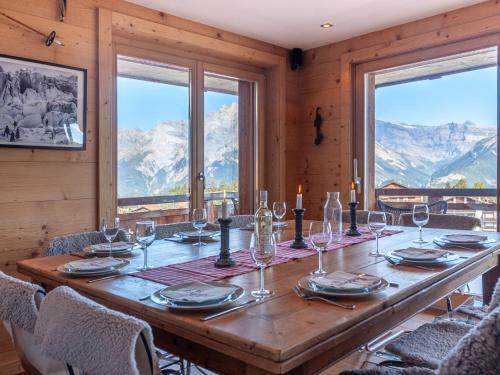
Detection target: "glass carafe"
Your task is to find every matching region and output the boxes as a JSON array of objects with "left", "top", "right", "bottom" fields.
[{"left": 323, "top": 192, "right": 342, "bottom": 243}]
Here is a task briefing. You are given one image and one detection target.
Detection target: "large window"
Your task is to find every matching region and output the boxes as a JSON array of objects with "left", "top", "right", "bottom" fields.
[
  {"left": 355, "top": 42, "right": 498, "bottom": 230},
  {"left": 116, "top": 54, "right": 259, "bottom": 223}
]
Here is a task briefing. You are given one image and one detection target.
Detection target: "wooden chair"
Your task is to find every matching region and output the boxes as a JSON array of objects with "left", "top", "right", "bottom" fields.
[
  {"left": 341, "top": 210, "right": 395, "bottom": 226},
  {"left": 377, "top": 200, "right": 448, "bottom": 224},
  {"left": 44, "top": 229, "right": 129, "bottom": 256},
  {"left": 398, "top": 213, "right": 481, "bottom": 230},
  {"left": 226, "top": 214, "right": 254, "bottom": 229}
]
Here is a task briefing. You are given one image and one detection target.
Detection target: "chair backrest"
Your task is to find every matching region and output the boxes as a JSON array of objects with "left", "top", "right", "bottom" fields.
[
  {"left": 377, "top": 200, "right": 448, "bottom": 223},
  {"left": 399, "top": 213, "right": 482, "bottom": 230},
  {"left": 341, "top": 210, "right": 394, "bottom": 226},
  {"left": 34, "top": 286, "right": 156, "bottom": 375},
  {"left": 0, "top": 273, "right": 74, "bottom": 375},
  {"left": 44, "top": 229, "right": 128, "bottom": 256},
  {"left": 227, "top": 215, "right": 254, "bottom": 229},
  {"left": 438, "top": 306, "right": 500, "bottom": 375},
  {"left": 155, "top": 221, "right": 220, "bottom": 240}
]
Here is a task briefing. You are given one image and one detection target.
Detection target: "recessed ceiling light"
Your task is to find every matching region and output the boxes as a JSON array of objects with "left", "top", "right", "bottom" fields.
[{"left": 320, "top": 23, "right": 333, "bottom": 29}]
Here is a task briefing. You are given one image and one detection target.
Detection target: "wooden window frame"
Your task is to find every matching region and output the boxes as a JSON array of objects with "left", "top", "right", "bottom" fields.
[
  {"left": 350, "top": 35, "right": 500, "bottom": 227},
  {"left": 98, "top": 9, "right": 284, "bottom": 222}
]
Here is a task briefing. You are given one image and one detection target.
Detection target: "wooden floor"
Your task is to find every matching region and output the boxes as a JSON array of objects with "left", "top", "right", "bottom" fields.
[{"left": 0, "top": 295, "right": 477, "bottom": 375}]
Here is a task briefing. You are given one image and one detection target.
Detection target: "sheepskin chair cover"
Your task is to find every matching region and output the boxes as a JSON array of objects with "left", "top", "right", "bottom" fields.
[
  {"left": 0, "top": 271, "right": 44, "bottom": 333},
  {"left": 34, "top": 286, "right": 159, "bottom": 375}
]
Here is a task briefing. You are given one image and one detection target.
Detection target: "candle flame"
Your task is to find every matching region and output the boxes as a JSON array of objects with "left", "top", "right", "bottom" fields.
[
  {"left": 351, "top": 182, "right": 356, "bottom": 190},
  {"left": 298, "top": 184, "right": 302, "bottom": 194},
  {"left": 223, "top": 190, "right": 226, "bottom": 199}
]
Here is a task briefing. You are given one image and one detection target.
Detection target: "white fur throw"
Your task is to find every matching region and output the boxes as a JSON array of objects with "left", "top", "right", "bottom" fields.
[
  {"left": 438, "top": 306, "right": 500, "bottom": 375},
  {"left": 487, "top": 278, "right": 500, "bottom": 313},
  {"left": 34, "top": 286, "right": 159, "bottom": 375},
  {"left": 0, "top": 271, "right": 44, "bottom": 333}
]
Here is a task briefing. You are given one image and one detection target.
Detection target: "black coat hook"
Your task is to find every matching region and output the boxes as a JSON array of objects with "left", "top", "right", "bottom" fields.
[{"left": 314, "top": 107, "right": 324, "bottom": 145}]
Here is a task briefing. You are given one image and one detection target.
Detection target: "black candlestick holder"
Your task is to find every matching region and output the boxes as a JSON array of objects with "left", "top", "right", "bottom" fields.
[
  {"left": 346, "top": 202, "right": 361, "bottom": 236},
  {"left": 214, "top": 218, "right": 235, "bottom": 268},
  {"left": 291, "top": 208, "right": 308, "bottom": 249}
]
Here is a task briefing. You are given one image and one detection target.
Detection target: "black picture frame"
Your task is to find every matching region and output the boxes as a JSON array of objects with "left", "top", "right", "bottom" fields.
[{"left": 0, "top": 54, "right": 87, "bottom": 150}]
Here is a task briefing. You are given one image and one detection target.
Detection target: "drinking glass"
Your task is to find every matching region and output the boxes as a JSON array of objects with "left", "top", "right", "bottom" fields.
[
  {"left": 309, "top": 221, "right": 332, "bottom": 275},
  {"left": 413, "top": 204, "right": 429, "bottom": 244},
  {"left": 272, "top": 201, "right": 287, "bottom": 231},
  {"left": 250, "top": 233, "right": 276, "bottom": 298},
  {"left": 136, "top": 221, "right": 156, "bottom": 271},
  {"left": 192, "top": 208, "right": 208, "bottom": 247},
  {"left": 368, "top": 212, "right": 387, "bottom": 257},
  {"left": 101, "top": 217, "right": 120, "bottom": 258}
]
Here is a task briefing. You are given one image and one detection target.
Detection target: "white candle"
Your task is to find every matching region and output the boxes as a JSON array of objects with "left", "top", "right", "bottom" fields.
[
  {"left": 222, "top": 191, "right": 229, "bottom": 219},
  {"left": 296, "top": 184, "right": 303, "bottom": 209},
  {"left": 350, "top": 182, "right": 356, "bottom": 203},
  {"left": 354, "top": 158, "right": 358, "bottom": 180}
]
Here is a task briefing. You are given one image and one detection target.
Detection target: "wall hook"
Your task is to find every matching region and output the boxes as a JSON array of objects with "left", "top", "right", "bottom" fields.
[{"left": 314, "top": 107, "right": 324, "bottom": 145}]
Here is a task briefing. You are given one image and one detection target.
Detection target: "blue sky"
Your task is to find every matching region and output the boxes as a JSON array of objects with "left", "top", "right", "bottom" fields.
[
  {"left": 117, "top": 77, "right": 238, "bottom": 130},
  {"left": 375, "top": 66, "right": 497, "bottom": 127}
]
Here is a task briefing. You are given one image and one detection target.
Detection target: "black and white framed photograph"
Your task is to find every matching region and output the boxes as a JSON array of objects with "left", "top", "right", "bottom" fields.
[{"left": 0, "top": 54, "right": 86, "bottom": 150}]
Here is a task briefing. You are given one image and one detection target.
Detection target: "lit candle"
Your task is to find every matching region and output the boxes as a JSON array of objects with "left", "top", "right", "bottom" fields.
[
  {"left": 350, "top": 182, "right": 356, "bottom": 203},
  {"left": 354, "top": 158, "right": 358, "bottom": 181},
  {"left": 221, "top": 190, "right": 229, "bottom": 219},
  {"left": 296, "top": 184, "right": 303, "bottom": 209}
]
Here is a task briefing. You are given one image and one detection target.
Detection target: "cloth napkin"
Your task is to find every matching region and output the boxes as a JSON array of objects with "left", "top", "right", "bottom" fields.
[
  {"left": 160, "top": 281, "right": 238, "bottom": 303},
  {"left": 91, "top": 241, "right": 131, "bottom": 252},
  {"left": 394, "top": 247, "right": 449, "bottom": 260},
  {"left": 311, "top": 271, "right": 381, "bottom": 291},
  {"left": 65, "top": 257, "right": 124, "bottom": 271}
]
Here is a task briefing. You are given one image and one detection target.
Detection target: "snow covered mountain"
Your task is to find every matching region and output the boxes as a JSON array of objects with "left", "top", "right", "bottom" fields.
[
  {"left": 376, "top": 120, "right": 497, "bottom": 188},
  {"left": 117, "top": 103, "right": 238, "bottom": 198}
]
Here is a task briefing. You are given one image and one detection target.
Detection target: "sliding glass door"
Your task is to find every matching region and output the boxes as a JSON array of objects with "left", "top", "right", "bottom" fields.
[
  {"left": 115, "top": 52, "right": 260, "bottom": 224},
  {"left": 354, "top": 37, "right": 499, "bottom": 230}
]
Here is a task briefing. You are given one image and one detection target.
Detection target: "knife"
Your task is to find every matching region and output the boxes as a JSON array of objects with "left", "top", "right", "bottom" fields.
[{"left": 200, "top": 299, "right": 259, "bottom": 321}]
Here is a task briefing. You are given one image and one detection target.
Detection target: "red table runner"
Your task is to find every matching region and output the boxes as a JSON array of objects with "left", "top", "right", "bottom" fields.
[{"left": 132, "top": 228, "right": 402, "bottom": 286}]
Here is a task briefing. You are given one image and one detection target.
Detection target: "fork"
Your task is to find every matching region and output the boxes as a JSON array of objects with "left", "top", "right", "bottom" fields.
[{"left": 292, "top": 286, "right": 356, "bottom": 310}]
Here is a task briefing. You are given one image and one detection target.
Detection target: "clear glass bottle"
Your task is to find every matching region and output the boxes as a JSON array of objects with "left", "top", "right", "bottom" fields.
[
  {"left": 324, "top": 192, "right": 342, "bottom": 243},
  {"left": 254, "top": 190, "right": 273, "bottom": 245}
]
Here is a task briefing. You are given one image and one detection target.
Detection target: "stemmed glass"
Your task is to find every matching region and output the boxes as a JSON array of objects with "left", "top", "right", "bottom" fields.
[
  {"left": 309, "top": 221, "right": 332, "bottom": 275},
  {"left": 368, "top": 212, "right": 387, "bottom": 257},
  {"left": 136, "top": 221, "right": 156, "bottom": 271},
  {"left": 413, "top": 204, "right": 429, "bottom": 244},
  {"left": 192, "top": 208, "right": 208, "bottom": 247},
  {"left": 272, "top": 202, "right": 287, "bottom": 231},
  {"left": 101, "top": 217, "right": 120, "bottom": 258},
  {"left": 250, "top": 233, "right": 276, "bottom": 298}
]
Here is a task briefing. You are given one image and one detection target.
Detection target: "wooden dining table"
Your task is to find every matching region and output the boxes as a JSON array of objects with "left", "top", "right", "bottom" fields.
[{"left": 17, "top": 222, "right": 500, "bottom": 375}]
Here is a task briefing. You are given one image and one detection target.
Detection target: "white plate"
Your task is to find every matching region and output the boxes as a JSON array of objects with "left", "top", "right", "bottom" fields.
[
  {"left": 159, "top": 281, "right": 240, "bottom": 304},
  {"left": 150, "top": 282, "right": 245, "bottom": 310},
  {"left": 297, "top": 275, "right": 389, "bottom": 298},
  {"left": 434, "top": 237, "right": 496, "bottom": 247},
  {"left": 177, "top": 230, "right": 219, "bottom": 239},
  {"left": 57, "top": 259, "right": 129, "bottom": 277},
  {"left": 441, "top": 234, "right": 488, "bottom": 243},
  {"left": 385, "top": 250, "right": 459, "bottom": 265},
  {"left": 392, "top": 248, "right": 450, "bottom": 261}
]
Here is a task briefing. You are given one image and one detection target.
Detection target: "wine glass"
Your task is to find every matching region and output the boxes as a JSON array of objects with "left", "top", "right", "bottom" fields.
[
  {"left": 368, "top": 212, "right": 387, "bottom": 257},
  {"left": 101, "top": 217, "right": 120, "bottom": 258},
  {"left": 309, "top": 221, "right": 332, "bottom": 275},
  {"left": 413, "top": 204, "right": 429, "bottom": 244},
  {"left": 272, "top": 201, "right": 287, "bottom": 231},
  {"left": 192, "top": 208, "right": 208, "bottom": 247},
  {"left": 250, "top": 233, "right": 276, "bottom": 298},
  {"left": 135, "top": 221, "right": 156, "bottom": 271}
]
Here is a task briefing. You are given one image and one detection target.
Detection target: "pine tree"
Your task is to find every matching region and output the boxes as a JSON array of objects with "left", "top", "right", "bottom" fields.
[
  {"left": 15, "top": 127, "right": 20, "bottom": 139},
  {"left": 9, "top": 131, "right": 15, "bottom": 142},
  {"left": 3, "top": 126, "right": 10, "bottom": 137}
]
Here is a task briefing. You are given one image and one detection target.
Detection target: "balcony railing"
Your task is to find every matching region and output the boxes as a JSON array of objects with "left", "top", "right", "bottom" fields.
[{"left": 117, "top": 191, "right": 239, "bottom": 207}]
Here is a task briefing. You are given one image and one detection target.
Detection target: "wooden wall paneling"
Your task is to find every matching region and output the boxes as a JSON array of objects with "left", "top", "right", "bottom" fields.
[
  {"left": 238, "top": 80, "right": 255, "bottom": 214},
  {"left": 98, "top": 8, "right": 115, "bottom": 223}
]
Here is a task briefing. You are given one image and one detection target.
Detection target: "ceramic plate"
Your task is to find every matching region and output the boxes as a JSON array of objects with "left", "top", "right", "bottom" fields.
[
  {"left": 441, "top": 234, "right": 488, "bottom": 243},
  {"left": 434, "top": 237, "right": 496, "bottom": 247},
  {"left": 57, "top": 259, "right": 129, "bottom": 277},
  {"left": 150, "top": 282, "right": 244, "bottom": 310},
  {"left": 385, "top": 250, "right": 459, "bottom": 265},
  {"left": 297, "top": 275, "right": 388, "bottom": 298}
]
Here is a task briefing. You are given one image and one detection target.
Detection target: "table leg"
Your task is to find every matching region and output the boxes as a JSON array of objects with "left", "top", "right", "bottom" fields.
[{"left": 482, "top": 254, "right": 500, "bottom": 305}]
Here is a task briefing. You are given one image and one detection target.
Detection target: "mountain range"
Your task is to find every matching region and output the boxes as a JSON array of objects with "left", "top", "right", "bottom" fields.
[
  {"left": 375, "top": 120, "right": 497, "bottom": 188},
  {"left": 117, "top": 103, "right": 238, "bottom": 198}
]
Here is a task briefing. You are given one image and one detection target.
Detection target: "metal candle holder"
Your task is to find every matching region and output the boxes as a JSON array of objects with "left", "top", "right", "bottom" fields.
[
  {"left": 346, "top": 202, "right": 361, "bottom": 236},
  {"left": 214, "top": 218, "right": 235, "bottom": 268},
  {"left": 291, "top": 208, "right": 308, "bottom": 249}
]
